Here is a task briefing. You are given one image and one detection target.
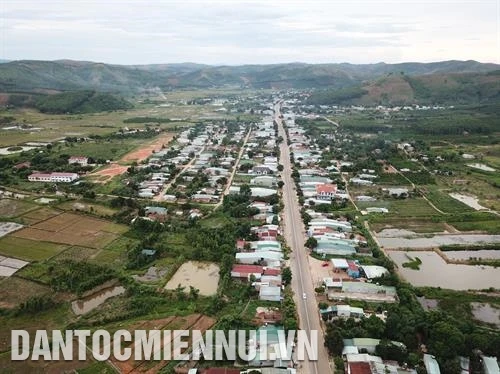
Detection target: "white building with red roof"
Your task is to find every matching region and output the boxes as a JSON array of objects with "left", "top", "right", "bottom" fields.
[
  {"left": 28, "top": 172, "right": 79, "bottom": 183},
  {"left": 316, "top": 183, "right": 337, "bottom": 200}
]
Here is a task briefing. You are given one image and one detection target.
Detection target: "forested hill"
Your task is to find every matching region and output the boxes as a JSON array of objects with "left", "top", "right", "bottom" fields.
[
  {"left": 0, "top": 59, "right": 498, "bottom": 94},
  {"left": 307, "top": 70, "right": 500, "bottom": 106},
  {"left": 33, "top": 91, "right": 132, "bottom": 114}
]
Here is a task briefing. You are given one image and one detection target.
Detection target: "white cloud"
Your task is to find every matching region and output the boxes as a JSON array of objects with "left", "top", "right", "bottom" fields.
[{"left": 0, "top": 0, "right": 498, "bottom": 64}]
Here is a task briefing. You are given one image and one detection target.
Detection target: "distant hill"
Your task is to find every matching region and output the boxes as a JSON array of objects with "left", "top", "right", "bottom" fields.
[
  {"left": 34, "top": 90, "right": 132, "bottom": 114},
  {"left": 307, "top": 70, "right": 500, "bottom": 105},
  {"left": 0, "top": 59, "right": 499, "bottom": 105}
]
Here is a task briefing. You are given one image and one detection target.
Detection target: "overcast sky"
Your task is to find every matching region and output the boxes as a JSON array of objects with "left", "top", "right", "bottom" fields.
[{"left": 1, "top": 0, "right": 499, "bottom": 65}]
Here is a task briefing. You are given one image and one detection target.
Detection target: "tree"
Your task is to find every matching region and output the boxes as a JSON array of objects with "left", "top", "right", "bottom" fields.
[
  {"left": 375, "top": 340, "right": 408, "bottom": 364},
  {"left": 428, "top": 321, "right": 465, "bottom": 360},
  {"left": 305, "top": 237, "right": 318, "bottom": 249},
  {"left": 282, "top": 267, "right": 292, "bottom": 285},
  {"left": 324, "top": 324, "right": 344, "bottom": 356},
  {"left": 174, "top": 284, "right": 186, "bottom": 301},
  {"left": 239, "top": 183, "right": 252, "bottom": 199},
  {"left": 364, "top": 314, "right": 386, "bottom": 338},
  {"left": 277, "top": 181, "right": 284, "bottom": 188},
  {"left": 189, "top": 286, "right": 200, "bottom": 300},
  {"left": 277, "top": 164, "right": 284, "bottom": 172}
]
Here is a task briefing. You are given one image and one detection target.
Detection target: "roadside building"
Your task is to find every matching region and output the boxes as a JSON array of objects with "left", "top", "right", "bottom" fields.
[{"left": 316, "top": 183, "right": 337, "bottom": 200}]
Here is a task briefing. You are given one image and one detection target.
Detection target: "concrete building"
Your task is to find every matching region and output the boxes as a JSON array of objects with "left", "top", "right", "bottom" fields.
[
  {"left": 68, "top": 156, "right": 89, "bottom": 166},
  {"left": 28, "top": 172, "right": 79, "bottom": 183}
]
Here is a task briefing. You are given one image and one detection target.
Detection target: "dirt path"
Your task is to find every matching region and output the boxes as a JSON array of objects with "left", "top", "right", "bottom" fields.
[
  {"left": 214, "top": 126, "right": 252, "bottom": 208},
  {"left": 91, "top": 132, "right": 174, "bottom": 183}
]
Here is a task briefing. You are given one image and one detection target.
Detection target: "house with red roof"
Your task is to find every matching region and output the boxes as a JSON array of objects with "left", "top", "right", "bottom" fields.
[
  {"left": 348, "top": 362, "right": 372, "bottom": 374},
  {"left": 316, "top": 183, "right": 337, "bottom": 200},
  {"left": 231, "top": 264, "right": 264, "bottom": 281}
]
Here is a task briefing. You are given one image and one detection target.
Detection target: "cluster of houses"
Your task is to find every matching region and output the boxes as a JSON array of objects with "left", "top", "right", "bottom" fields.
[
  {"left": 228, "top": 118, "right": 281, "bottom": 199},
  {"left": 137, "top": 125, "right": 219, "bottom": 199},
  {"left": 321, "top": 258, "right": 396, "bottom": 303},
  {"left": 232, "top": 224, "right": 284, "bottom": 302},
  {"left": 135, "top": 123, "right": 248, "bottom": 202},
  {"left": 342, "top": 338, "right": 415, "bottom": 374}
]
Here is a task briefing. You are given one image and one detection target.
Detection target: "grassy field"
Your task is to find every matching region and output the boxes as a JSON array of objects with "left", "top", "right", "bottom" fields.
[
  {"left": 53, "top": 246, "right": 99, "bottom": 262},
  {"left": 89, "top": 249, "right": 126, "bottom": 268},
  {"left": 0, "top": 96, "right": 235, "bottom": 147},
  {"left": 359, "top": 197, "right": 439, "bottom": 217},
  {"left": 199, "top": 211, "right": 234, "bottom": 228},
  {"left": 11, "top": 212, "right": 128, "bottom": 248},
  {"left": 0, "top": 302, "right": 73, "bottom": 355},
  {"left": 51, "top": 138, "right": 145, "bottom": 161},
  {"left": 19, "top": 207, "right": 62, "bottom": 224},
  {"left": 0, "top": 198, "right": 38, "bottom": 218},
  {"left": 424, "top": 187, "right": 475, "bottom": 214},
  {"left": 88, "top": 236, "right": 139, "bottom": 268},
  {"left": 450, "top": 219, "right": 500, "bottom": 234},
  {"left": 56, "top": 200, "right": 119, "bottom": 217},
  {"left": 0, "top": 236, "right": 69, "bottom": 261},
  {"left": 0, "top": 276, "right": 51, "bottom": 308},
  {"left": 104, "top": 236, "right": 140, "bottom": 252},
  {"left": 369, "top": 219, "right": 449, "bottom": 233}
]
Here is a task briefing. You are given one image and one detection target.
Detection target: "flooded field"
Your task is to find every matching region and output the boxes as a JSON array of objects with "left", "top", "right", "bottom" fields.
[
  {"left": 165, "top": 261, "right": 220, "bottom": 296},
  {"left": 471, "top": 302, "right": 500, "bottom": 328},
  {"left": 388, "top": 250, "right": 500, "bottom": 290},
  {"left": 71, "top": 285, "right": 125, "bottom": 315},
  {"left": 378, "top": 230, "right": 500, "bottom": 249},
  {"left": 444, "top": 250, "right": 500, "bottom": 260}
]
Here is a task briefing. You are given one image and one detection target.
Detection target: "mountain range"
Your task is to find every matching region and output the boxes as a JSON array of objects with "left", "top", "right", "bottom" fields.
[{"left": 0, "top": 59, "right": 499, "bottom": 105}]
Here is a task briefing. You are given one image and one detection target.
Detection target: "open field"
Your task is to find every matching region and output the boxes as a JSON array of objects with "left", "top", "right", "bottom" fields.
[
  {"left": 165, "top": 261, "right": 220, "bottom": 296},
  {"left": 91, "top": 163, "right": 129, "bottom": 183},
  {"left": 358, "top": 197, "right": 439, "bottom": 217},
  {"left": 0, "top": 97, "right": 230, "bottom": 147},
  {"left": 0, "top": 236, "right": 68, "bottom": 261},
  {"left": 424, "top": 187, "right": 475, "bottom": 213},
  {"left": 56, "top": 200, "right": 119, "bottom": 216},
  {"left": 109, "top": 314, "right": 216, "bottom": 374},
  {"left": 89, "top": 132, "right": 174, "bottom": 182},
  {"left": 11, "top": 212, "right": 128, "bottom": 249},
  {"left": 90, "top": 249, "right": 127, "bottom": 268},
  {"left": 53, "top": 246, "right": 99, "bottom": 262},
  {"left": 0, "top": 198, "right": 38, "bottom": 218},
  {"left": 19, "top": 207, "right": 61, "bottom": 225},
  {"left": 369, "top": 219, "right": 449, "bottom": 233},
  {"left": 121, "top": 132, "right": 174, "bottom": 162},
  {"left": 0, "top": 276, "right": 51, "bottom": 308}
]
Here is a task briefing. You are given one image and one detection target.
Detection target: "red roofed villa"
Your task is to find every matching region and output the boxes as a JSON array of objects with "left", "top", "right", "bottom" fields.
[{"left": 316, "top": 183, "right": 337, "bottom": 200}]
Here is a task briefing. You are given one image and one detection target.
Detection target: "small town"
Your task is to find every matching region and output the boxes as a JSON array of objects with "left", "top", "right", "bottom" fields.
[{"left": 0, "top": 1, "right": 499, "bottom": 374}]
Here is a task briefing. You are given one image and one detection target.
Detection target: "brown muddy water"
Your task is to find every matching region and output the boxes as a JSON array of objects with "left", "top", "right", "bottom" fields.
[
  {"left": 71, "top": 286, "right": 125, "bottom": 315},
  {"left": 388, "top": 250, "right": 500, "bottom": 290}
]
